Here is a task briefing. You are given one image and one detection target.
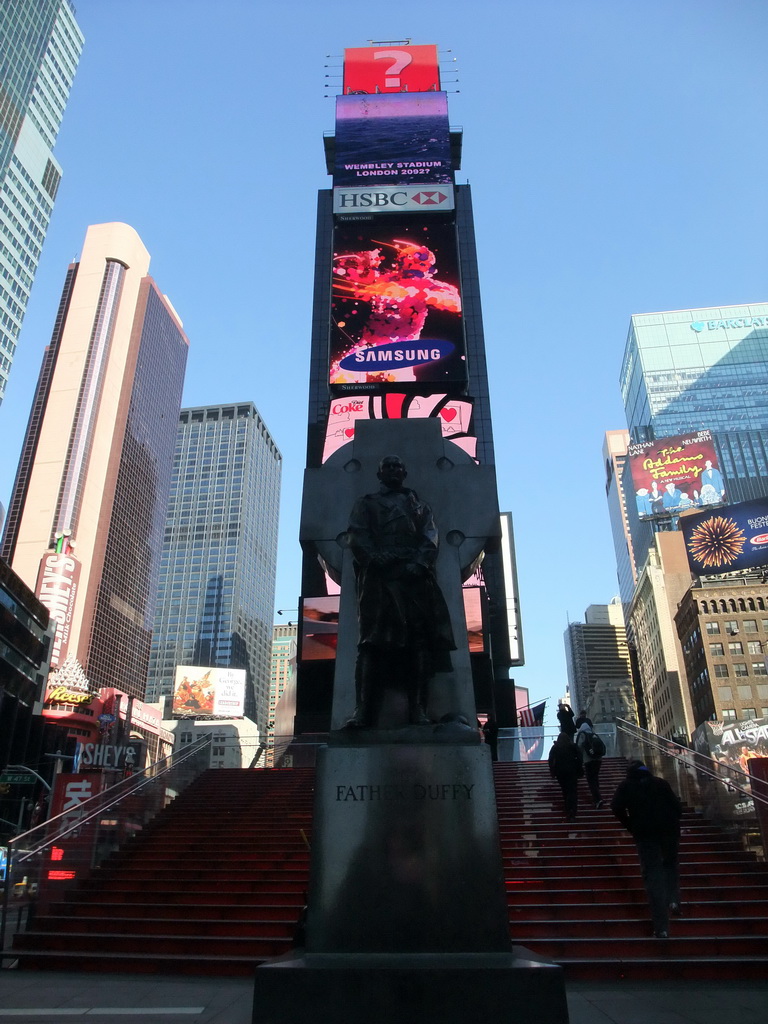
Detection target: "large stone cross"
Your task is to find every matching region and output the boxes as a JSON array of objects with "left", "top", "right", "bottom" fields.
[{"left": 300, "top": 418, "right": 500, "bottom": 728}]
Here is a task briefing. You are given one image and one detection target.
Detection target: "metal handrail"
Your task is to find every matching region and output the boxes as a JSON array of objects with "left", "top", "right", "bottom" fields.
[
  {"left": 614, "top": 718, "right": 768, "bottom": 808},
  {"left": 8, "top": 735, "right": 211, "bottom": 864},
  {"left": 1, "top": 734, "right": 211, "bottom": 955},
  {"left": 613, "top": 717, "right": 768, "bottom": 860}
]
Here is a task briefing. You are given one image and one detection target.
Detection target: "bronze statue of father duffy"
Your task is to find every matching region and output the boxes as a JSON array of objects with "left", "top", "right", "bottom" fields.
[{"left": 346, "top": 455, "right": 456, "bottom": 728}]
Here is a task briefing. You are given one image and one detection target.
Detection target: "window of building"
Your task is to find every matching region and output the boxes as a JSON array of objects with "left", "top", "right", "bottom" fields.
[
  {"left": 748, "top": 641, "right": 763, "bottom": 656},
  {"left": 752, "top": 662, "right": 768, "bottom": 676},
  {"left": 734, "top": 663, "right": 749, "bottom": 677},
  {"left": 742, "top": 708, "right": 757, "bottom": 720},
  {"left": 722, "top": 709, "right": 737, "bottom": 722},
  {"left": 718, "top": 686, "right": 732, "bottom": 701},
  {"left": 725, "top": 620, "right": 739, "bottom": 635},
  {"left": 714, "top": 664, "right": 729, "bottom": 678},
  {"left": 744, "top": 620, "right": 758, "bottom": 633},
  {"left": 729, "top": 641, "right": 744, "bottom": 655},
  {"left": 705, "top": 621, "right": 720, "bottom": 635},
  {"left": 738, "top": 685, "right": 753, "bottom": 700},
  {"left": 709, "top": 643, "right": 724, "bottom": 657}
]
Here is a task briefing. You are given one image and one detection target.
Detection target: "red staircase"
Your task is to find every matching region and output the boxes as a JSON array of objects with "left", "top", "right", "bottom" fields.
[
  {"left": 495, "top": 758, "right": 768, "bottom": 979},
  {"left": 10, "top": 758, "right": 768, "bottom": 979},
  {"left": 11, "top": 768, "right": 314, "bottom": 975}
]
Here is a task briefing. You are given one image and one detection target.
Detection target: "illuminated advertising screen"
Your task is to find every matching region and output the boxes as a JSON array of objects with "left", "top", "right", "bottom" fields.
[
  {"left": 299, "top": 591, "right": 484, "bottom": 661},
  {"left": 330, "top": 218, "right": 465, "bottom": 391},
  {"left": 343, "top": 44, "right": 440, "bottom": 95},
  {"left": 172, "top": 666, "right": 246, "bottom": 718},
  {"left": 299, "top": 597, "right": 340, "bottom": 661},
  {"left": 628, "top": 431, "right": 725, "bottom": 518},
  {"left": 463, "top": 587, "right": 485, "bottom": 654},
  {"left": 334, "top": 93, "right": 452, "bottom": 189},
  {"left": 681, "top": 496, "right": 768, "bottom": 576},
  {"left": 322, "top": 393, "right": 475, "bottom": 462}
]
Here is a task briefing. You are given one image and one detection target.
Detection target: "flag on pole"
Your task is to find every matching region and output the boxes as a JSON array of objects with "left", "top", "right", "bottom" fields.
[{"left": 518, "top": 701, "right": 546, "bottom": 727}]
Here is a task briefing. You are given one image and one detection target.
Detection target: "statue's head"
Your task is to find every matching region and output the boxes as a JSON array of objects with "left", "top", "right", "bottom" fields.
[{"left": 377, "top": 455, "right": 407, "bottom": 489}]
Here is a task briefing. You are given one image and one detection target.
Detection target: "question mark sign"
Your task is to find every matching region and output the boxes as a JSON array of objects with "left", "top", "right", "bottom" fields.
[{"left": 373, "top": 49, "right": 413, "bottom": 89}]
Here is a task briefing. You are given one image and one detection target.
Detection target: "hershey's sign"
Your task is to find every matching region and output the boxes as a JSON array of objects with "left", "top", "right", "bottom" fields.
[{"left": 35, "top": 552, "right": 81, "bottom": 668}]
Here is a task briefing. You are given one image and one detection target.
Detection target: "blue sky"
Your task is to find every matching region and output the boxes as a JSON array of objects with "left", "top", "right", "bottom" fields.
[{"left": 1, "top": 0, "right": 766, "bottom": 721}]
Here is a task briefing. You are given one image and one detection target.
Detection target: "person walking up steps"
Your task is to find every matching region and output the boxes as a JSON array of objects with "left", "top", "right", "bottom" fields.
[
  {"left": 610, "top": 760, "right": 683, "bottom": 939},
  {"left": 575, "top": 718, "right": 605, "bottom": 808},
  {"left": 548, "top": 731, "right": 583, "bottom": 821}
]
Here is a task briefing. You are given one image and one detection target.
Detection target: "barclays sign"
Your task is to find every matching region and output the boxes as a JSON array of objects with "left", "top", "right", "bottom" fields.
[{"left": 690, "top": 316, "right": 768, "bottom": 332}]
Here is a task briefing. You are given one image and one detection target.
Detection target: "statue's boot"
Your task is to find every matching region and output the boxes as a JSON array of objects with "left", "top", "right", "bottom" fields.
[
  {"left": 344, "top": 653, "right": 377, "bottom": 728},
  {"left": 408, "top": 684, "right": 431, "bottom": 726}
]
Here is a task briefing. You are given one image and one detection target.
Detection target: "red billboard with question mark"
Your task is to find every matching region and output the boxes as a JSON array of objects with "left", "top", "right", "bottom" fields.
[{"left": 343, "top": 45, "right": 440, "bottom": 94}]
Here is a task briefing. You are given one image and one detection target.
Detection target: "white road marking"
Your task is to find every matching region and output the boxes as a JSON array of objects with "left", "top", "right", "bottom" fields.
[{"left": 0, "top": 1009, "right": 205, "bottom": 1017}]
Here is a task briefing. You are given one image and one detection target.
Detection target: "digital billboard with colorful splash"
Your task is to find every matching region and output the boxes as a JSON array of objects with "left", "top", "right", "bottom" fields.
[
  {"left": 628, "top": 430, "right": 725, "bottom": 518},
  {"left": 322, "top": 393, "right": 475, "bottom": 462},
  {"left": 343, "top": 44, "right": 440, "bottom": 95},
  {"left": 330, "top": 218, "right": 465, "bottom": 391},
  {"left": 681, "top": 496, "right": 768, "bottom": 575},
  {"left": 334, "top": 93, "right": 452, "bottom": 189}
]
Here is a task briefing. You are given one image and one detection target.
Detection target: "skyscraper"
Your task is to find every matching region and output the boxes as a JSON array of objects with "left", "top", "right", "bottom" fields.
[
  {"left": 0, "top": 0, "right": 83, "bottom": 403},
  {"left": 1, "top": 222, "right": 188, "bottom": 699},
  {"left": 146, "top": 403, "right": 281, "bottom": 733},
  {"left": 564, "top": 601, "right": 634, "bottom": 716}
]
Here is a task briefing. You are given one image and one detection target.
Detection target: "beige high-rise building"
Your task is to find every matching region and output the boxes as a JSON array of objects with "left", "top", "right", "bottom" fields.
[
  {"left": 1, "top": 223, "right": 189, "bottom": 698},
  {"left": 628, "top": 531, "right": 695, "bottom": 740}
]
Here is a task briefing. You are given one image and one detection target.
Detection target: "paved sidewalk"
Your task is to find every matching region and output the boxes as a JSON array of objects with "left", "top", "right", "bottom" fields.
[{"left": 0, "top": 970, "right": 766, "bottom": 1023}]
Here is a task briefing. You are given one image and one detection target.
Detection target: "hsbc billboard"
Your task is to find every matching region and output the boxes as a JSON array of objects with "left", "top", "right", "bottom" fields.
[{"left": 333, "top": 184, "right": 454, "bottom": 215}]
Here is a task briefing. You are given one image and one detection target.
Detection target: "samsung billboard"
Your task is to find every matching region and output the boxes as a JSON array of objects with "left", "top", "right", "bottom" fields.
[{"left": 330, "top": 218, "right": 465, "bottom": 392}]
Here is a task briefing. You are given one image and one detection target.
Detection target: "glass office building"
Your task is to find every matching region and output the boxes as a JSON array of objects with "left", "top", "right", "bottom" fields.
[
  {"left": 0, "top": 0, "right": 83, "bottom": 403},
  {"left": 146, "top": 404, "right": 281, "bottom": 734},
  {"left": 621, "top": 304, "right": 768, "bottom": 438}
]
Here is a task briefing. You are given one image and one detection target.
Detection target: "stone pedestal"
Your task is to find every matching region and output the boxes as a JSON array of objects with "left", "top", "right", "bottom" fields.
[
  {"left": 254, "top": 950, "right": 569, "bottom": 1024},
  {"left": 305, "top": 741, "right": 510, "bottom": 952},
  {"left": 253, "top": 741, "right": 569, "bottom": 1022}
]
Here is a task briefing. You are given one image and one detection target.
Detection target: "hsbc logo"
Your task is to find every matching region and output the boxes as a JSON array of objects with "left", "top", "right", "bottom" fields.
[{"left": 333, "top": 184, "right": 454, "bottom": 216}]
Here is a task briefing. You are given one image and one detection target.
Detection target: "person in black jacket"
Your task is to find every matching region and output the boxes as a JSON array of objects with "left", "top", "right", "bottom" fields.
[
  {"left": 611, "top": 760, "right": 683, "bottom": 938},
  {"left": 548, "top": 731, "right": 583, "bottom": 821},
  {"left": 556, "top": 701, "right": 576, "bottom": 737}
]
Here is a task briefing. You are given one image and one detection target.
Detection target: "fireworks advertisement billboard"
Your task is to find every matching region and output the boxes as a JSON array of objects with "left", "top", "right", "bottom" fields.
[
  {"left": 322, "top": 392, "right": 475, "bottom": 462},
  {"left": 681, "top": 496, "right": 768, "bottom": 576},
  {"left": 333, "top": 92, "right": 453, "bottom": 190},
  {"left": 342, "top": 44, "right": 440, "bottom": 95},
  {"left": 329, "top": 217, "right": 466, "bottom": 392},
  {"left": 627, "top": 430, "right": 725, "bottom": 518}
]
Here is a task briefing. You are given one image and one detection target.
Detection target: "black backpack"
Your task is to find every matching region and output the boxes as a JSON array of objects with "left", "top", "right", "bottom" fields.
[{"left": 584, "top": 733, "right": 606, "bottom": 758}]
